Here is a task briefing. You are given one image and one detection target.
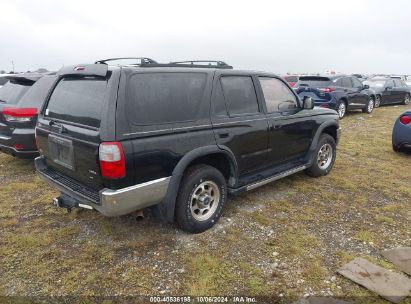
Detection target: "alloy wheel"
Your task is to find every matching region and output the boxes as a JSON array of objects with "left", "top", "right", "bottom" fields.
[
  {"left": 405, "top": 94, "right": 410, "bottom": 105},
  {"left": 338, "top": 102, "right": 346, "bottom": 118},
  {"left": 375, "top": 95, "right": 381, "bottom": 107},
  {"left": 190, "top": 181, "right": 220, "bottom": 222},
  {"left": 367, "top": 98, "right": 374, "bottom": 113},
  {"left": 317, "top": 143, "right": 333, "bottom": 170}
]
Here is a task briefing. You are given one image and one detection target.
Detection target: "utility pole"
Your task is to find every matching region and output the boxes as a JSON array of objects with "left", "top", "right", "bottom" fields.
[{"left": 12, "top": 60, "right": 15, "bottom": 73}]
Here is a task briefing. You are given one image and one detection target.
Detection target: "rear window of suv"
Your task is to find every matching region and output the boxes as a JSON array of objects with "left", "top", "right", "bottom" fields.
[
  {"left": 126, "top": 72, "right": 207, "bottom": 125},
  {"left": 46, "top": 77, "right": 107, "bottom": 128},
  {"left": 298, "top": 77, "right": 331, "bottom": 88},
  {"left": 0, "top": 80, "right": 33, "bottom": 104}
]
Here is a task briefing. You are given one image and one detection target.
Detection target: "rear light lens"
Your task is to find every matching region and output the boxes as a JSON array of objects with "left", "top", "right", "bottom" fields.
[
  {"left": 1, "top": 107, "right": 38, "bottom": 122},
  {"left": 399, "top": 115, "right": 411, "bottom": 125},
  {"left": 14, "top": 143, "right": 24, "bottom": 150},
  {"left": 99, "top": 142, "right": 125, "bottom": 179},
  {"left": 319, "top": 87, "right": 336, "bottom": 93}
]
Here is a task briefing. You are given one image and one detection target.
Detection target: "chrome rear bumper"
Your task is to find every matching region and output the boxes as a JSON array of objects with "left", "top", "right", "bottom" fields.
[{"left": 35, "top": 156, "right": 170, "bottom": 216}]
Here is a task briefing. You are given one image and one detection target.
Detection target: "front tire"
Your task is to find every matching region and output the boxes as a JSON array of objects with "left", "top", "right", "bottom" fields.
[
  {"left": 403, "top": 93, "right": 410, "bottom": 105},
  {"left": 362, "top": 97, "right": 374, "bottom": 114},
  {"left": 175, "top": 164, "right": 227, "bottom": 233},
  {"left": 336, "top": 100, "right": 347, "bottom": 119},
  {"left": 305, "top": 134, "right": 336, "bottom": 177}
]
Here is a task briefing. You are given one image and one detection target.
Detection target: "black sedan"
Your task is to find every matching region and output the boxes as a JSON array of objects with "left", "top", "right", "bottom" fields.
[{"left": 363, "top": 77, "right": 410, "bottom": 107}]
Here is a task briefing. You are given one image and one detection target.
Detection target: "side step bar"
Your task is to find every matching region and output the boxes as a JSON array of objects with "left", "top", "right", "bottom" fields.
[{"left": 246, "top": 165, "right": 308, "bottom": 191}]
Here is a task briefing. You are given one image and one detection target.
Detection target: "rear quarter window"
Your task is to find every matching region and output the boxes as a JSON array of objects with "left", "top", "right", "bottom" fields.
[
  {"left": 126, "top": 72, "right": 207, "bottom": 125},
  {"left": 46, "top": 77, "right": 107, "bottom": 128}
]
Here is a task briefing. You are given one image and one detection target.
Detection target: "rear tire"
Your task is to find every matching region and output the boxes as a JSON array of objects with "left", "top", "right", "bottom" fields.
[
  {"left": 362, "top": 97, "right": 374, "bottom": 114},
  {"left": 175, "top": 164, "right": 227, "bottom": 233},
  {"left": 305, "top": 134, "right": 336, "bottom": 177},
  {"left": 375, "top": 95, "right": 381, "bottom": 107},
  {"left": 403, "top": 93, "right": 410, "bottom": 105},
  {"left": 336, "top": 100, "right": 347, "bottom": 119}
]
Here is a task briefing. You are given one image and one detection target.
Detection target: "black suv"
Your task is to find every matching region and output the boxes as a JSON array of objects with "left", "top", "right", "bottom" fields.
[
  {"left": 35, "top": 58, "right": 341, "bottom": 233},
  {"left": 295, "top": 75, "right": 376, "bottom": 119},
  {"left": 0, "top": 73, "right": 57, "bottom": 158}
]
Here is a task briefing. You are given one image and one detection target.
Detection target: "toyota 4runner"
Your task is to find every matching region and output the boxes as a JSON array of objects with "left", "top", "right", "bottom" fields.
[{"left": 35, "top": 58, "right": 341, "bottom": 233}]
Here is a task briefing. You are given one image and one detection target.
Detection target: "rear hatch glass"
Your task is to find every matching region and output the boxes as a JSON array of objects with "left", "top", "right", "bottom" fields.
[
  {"left": 297, "top": 77, "right": 331, "bottom": 88},
  {"left": 38, "top": 74, "right": 112, "bottom": 190},
  {"left": 45, "top": 77, "right": 107, "bottom": 128},
  {"left": 0, "top": 79, "right": 33, "bottom": 104}
]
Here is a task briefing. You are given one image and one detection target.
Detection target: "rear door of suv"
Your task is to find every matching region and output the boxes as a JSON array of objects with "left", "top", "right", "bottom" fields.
[
  {"left": 211, "top": 71, "right": 269, "bottom": 175},
  {"left": 36, "top": 65, "right": 120, "bottom": 190}
]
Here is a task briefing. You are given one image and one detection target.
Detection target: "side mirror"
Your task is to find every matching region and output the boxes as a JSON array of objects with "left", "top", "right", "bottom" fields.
[
  {"left": 363, "top": 84, "right": 370, "bottom": 90},
  {"left": 303, "top": 96, "right": 314, "bottom": 109},
  {"left": 386, "top": 86, "right": 393, "bottom": 91}
]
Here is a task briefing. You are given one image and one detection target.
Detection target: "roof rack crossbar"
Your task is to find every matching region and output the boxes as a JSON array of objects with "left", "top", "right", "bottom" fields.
[
  {"left": 95, "top": 57, "right": 158, "bottom": 65},
  {"left": 139, "top": 60, "right": 233, "bottom": 69}
]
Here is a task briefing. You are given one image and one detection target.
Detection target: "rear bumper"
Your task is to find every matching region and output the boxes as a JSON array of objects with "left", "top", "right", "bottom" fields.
[
  {"left": 35, "top": 156, "right": 171, "bottom": 217},
  {"left": 0, "top": 128, "right": 38, "bottom": 158}
]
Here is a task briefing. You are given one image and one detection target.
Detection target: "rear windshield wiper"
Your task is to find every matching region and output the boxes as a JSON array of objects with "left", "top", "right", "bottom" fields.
[{"left": 0, "top": 99, "right": 6, "bottom": 103}]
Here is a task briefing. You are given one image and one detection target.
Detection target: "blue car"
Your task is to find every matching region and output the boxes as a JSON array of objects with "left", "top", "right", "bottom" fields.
[
  {"left": 295, "top": 75, "right": 376, "bottom": 119},
  {"left": 392, "top": 110, "right": 411, "bottom": 152}
]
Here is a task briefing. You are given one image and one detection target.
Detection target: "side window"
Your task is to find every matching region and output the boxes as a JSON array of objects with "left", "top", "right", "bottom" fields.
[
  {"left": 335, "top": 78, "right": 343, "bottom": 87},
  {"left": 220, "top": 76, "right": 259, "bottom": 115},
  {"left": 351, "top": 78, "right": 363, "bottom": 89},
  {"left": 341, "top": 77, "right": 352, "bottom": 88},
  {"left": 386, "top": 80, "right": 394, "bottom": 88},
  {"left": 126, "top": 72, "right": 207, "bottom": 125},
  {"left": 394, "top": 79, "right": 404, "bottom": 87},
  {"left": 213, "top": 81, "right": 228, "bottom": 116},
  {"left": 259, "top": 77, "right": 298, "bottom": 112}
]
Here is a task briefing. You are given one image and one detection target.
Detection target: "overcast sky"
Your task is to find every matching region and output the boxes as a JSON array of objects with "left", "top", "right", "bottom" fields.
[{"left": 1, "top": 0, "right": 410, "bottom": 75}]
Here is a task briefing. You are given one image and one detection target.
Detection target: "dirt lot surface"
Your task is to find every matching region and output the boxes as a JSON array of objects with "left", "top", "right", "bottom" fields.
[{"left": 0, "top": 106, "right": 410, "bottom": 304}]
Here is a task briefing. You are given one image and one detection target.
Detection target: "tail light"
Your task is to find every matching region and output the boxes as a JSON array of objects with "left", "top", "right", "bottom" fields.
[
  {"left": 1, "top": 107, "right": 37, "bottom": 122},
  {"left": 99, "top": 142, "right": 125, "bottom": 179},
  {"left": 399, "top": 115, "right": 411, "bottom": 125},
  {"left": 319, "top": 88, "right": 336, "bottom": 93}
]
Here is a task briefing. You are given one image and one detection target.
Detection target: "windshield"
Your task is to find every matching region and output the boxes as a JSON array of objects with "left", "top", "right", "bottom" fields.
[{"left": 0, "top": 80, "right": 33, "bottom": 104}]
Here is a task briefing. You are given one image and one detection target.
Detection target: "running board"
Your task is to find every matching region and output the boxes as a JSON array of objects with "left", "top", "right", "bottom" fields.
[{"left": 246, "top": 165, "right": 308, "bottom": 191}]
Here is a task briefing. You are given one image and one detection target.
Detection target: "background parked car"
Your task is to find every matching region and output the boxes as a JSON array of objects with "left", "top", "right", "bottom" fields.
[
  {"left": 0, "top": 73, "right": 56, "bottom": 158},
  {"left": 283, "top": 75, "right": 299, "bottom": 87},
  {"left": 392, "top": 109, "right": 411, "bottom": 152},
  {"left": 0, "top": 75, "right": 10, "bottom": 88},
  {"left": 363, "top": 77, "right": 410, "bottom": 107},
  {"left": 295, "top": 75, "right": 376, "bottom": 119}
]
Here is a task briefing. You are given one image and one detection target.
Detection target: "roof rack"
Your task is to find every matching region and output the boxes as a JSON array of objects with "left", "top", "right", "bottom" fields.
[
  {"left": 95, "top": 57, "right": 158, "bottom": 65},
  {"left": 140, "top": 60, "right": 233, "bottom": 69}
]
